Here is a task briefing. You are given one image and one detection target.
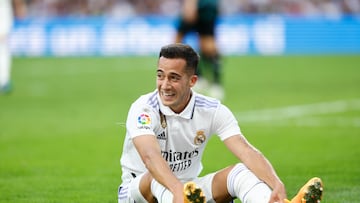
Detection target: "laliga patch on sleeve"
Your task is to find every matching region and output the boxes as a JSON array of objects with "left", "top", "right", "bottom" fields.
[{"left": 137, "top": 113, "right": 151, "bottom": 130}]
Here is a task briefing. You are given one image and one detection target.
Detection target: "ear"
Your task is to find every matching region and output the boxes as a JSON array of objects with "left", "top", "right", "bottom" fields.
[{"left": 189, "top": 75, "right": 198, "bottom": 88}]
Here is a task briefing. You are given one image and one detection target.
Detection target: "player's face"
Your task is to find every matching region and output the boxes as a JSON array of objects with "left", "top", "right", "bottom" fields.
[{"left": 157, "top": 56, "right": 197, "bottom": 113}]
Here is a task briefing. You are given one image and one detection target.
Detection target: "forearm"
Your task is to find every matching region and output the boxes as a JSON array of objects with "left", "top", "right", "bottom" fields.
[
  {"left": 133, "top": 135, "right": 183, "bottom": 196},
  {"left": 241, "top": 147, "right": 283, "bottom": 189},
  {"left": 143, "top": 149, "right": 183, "bottom": 193},
  {"left": 224, "top": 135, "right": 283, "bottom": 189},
  {"left": 242, "top": 148, "right": 288, "bottom": 202}
]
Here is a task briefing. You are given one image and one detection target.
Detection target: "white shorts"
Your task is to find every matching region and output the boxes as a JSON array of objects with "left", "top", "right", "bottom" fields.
[{"left": 118, "top": 172, "right": 217, "bottom": 203}]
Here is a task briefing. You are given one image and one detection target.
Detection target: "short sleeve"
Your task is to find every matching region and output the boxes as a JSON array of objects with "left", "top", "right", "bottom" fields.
[
  {"left": 212, "top": 104, "right": 242, "bottom": 141},
  {"left": 126, "top": 102, "right": 159, "bottom": 138}
]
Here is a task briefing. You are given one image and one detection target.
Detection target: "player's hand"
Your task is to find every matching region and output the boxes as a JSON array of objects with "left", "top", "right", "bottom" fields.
[
  {"left": 268, "top": 181, "right": 287, "bottom": 203},
  {"left": 172, "top": 190, "right": 185, "bottom": 203},
  {"left": 182, "top": 0, "right": 197, "bottom": 23}
]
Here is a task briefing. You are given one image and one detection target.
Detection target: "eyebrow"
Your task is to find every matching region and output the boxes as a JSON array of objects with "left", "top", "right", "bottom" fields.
[{"left": 157, "top": 69, "right": 182, "bottom": 78}]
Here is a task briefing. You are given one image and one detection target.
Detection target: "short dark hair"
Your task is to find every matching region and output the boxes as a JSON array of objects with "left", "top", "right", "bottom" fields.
[{"left": 159, "top": 43, "right": 199, "bottom": 75}]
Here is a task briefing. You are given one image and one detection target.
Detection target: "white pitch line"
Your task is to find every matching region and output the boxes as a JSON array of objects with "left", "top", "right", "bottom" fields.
[
  {"left": 292, "top": 116, "right": 360, "bottom": 127},
  {"left": 235, "top": 99, "right": 360, "bottom": 123}
]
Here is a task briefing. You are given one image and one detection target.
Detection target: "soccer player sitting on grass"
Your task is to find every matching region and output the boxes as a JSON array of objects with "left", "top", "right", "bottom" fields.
[{"left": 117, "top": 43, "right": 323, "bottom": 203}]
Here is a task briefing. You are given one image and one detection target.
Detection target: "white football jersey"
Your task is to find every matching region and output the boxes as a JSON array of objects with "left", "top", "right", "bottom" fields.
[{"left": 120, "top": 90, "right": 242, "bottom": 184}]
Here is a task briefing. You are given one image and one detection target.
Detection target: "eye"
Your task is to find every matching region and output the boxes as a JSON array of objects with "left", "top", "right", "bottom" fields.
[
  {"left": 170, "top": 75, "right": 180, "bottom": 82},
  {"left": 157, "top": 72, "right": 164, "bottom": 80}
]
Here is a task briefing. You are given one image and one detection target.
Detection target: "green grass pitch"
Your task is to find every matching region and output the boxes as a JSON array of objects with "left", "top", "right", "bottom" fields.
[{"left": 0, "top": 55, "right": 359, "bottom": 202}]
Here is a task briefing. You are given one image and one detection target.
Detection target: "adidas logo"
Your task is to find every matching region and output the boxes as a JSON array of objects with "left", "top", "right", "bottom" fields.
[{"left": 157, "top": 132, "right": 166, "bottom": 140}]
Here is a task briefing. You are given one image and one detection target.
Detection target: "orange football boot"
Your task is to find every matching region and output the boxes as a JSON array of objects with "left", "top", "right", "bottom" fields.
[
  {"left": 183, "top": 181, "right": 206, "bottom": 203},
  {"left": 284, "top": 177, "right": 323, "bottom": 203}
]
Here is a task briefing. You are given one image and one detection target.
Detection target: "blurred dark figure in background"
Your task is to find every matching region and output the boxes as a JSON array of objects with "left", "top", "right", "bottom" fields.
[{"left": 175, "top": 0, "right": 224, "bottom": 100}]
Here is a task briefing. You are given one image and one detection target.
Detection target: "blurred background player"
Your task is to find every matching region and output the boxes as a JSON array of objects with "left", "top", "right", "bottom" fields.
[
  {"left": 0, "top": 0, "right": 26, "bottom": 94},
  {"left": 175, "top": 0, "right": 224, "bottom": 100},
  {"left": 0, "top": 0, "right": 14, "bottom": 94}
]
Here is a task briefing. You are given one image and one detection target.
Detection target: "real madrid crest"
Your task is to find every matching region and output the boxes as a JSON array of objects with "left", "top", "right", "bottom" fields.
[{"left": 194, "top": 130, "right": 206, "bottom": 145}]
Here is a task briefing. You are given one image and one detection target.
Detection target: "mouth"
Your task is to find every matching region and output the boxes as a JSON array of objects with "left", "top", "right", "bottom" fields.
[{"left": 161, "top": 91, "right": 175, "bottom": 100}]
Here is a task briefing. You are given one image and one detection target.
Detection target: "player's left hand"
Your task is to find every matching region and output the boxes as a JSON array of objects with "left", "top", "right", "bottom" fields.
[{"left": 268, "top": 181, "right": 287, "bottom": 203}]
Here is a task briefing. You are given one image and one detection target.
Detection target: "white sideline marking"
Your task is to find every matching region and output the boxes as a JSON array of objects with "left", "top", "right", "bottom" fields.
[
  {"left": 235, "top": 99, "right": 360, "bottom": 125},
  {"left": 291, "top": 116, "right": 360, "bottom": 127}
]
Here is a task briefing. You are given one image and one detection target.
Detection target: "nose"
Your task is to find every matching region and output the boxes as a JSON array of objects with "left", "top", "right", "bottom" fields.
[{"left": 161, "top": 78, "right": 171, "bottom": 89}]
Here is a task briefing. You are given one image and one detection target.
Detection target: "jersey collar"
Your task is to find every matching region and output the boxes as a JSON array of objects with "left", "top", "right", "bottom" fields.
[{"left": 157, "top": 91, "right": 196, "bottom": 119}]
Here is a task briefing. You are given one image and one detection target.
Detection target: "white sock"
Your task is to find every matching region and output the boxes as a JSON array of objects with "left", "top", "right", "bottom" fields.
[
  {"left": 227, "top": 163, "right": 272, "bottom": 203},
  {"left": 0, "top": 41, "right": 11, "bottom": 87},
  {"left": 128, "top": 174, "right": 148, "bottom": 203},
  {"left": 151, "top": 179, "right": 173, "bottom": 203}
]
